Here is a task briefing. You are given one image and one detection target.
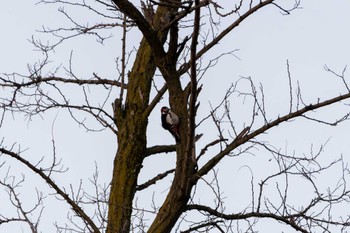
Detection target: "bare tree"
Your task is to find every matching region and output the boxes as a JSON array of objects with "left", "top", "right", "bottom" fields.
[{"left": 1, "top": 0, "right": 350, "bottom": 232}]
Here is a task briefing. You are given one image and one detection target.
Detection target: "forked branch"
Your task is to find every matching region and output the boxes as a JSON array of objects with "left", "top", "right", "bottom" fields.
[
  {"left": 0, "top": 148, "right": 100, "bottom": 233},
  {"left": 194, "top": 91, "right": 350, "bottom": 181}
]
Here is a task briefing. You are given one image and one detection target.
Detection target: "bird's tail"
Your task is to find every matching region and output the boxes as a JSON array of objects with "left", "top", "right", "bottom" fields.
[{"left": 170, "top": 125, "right": 181, "bottom": 143}]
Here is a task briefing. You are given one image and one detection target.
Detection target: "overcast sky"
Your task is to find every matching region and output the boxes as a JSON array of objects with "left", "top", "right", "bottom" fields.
[{"left": 1, "top": 1, "right": 350, "bottom": 232}]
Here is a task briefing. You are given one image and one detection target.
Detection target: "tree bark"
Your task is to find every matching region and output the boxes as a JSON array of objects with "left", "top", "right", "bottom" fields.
[
  {"left": 147, "top": 0, "right": 201, "bottom": 229},
  {"left": 106, "top": 3, "right": 172, "bottom": 232},
  {"left": 106, "top": 36, "right": 154, "bottom": 233}
]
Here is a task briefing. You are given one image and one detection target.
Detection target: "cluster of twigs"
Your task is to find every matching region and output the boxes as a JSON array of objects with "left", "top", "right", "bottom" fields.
[{"left": 1, "top": 0, "right": 350, "bottom": 232}]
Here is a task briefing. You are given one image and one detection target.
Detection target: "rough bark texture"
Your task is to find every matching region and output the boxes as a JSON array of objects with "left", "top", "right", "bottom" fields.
[
  {"left": 106, "top": 37, "right": 154, "bottom": 233},
  {"left": 3, "top": 1, "right": 350, "bottom": 232},
  {"left": 146, "top": 3, "right": 200, "bottom": 229},
  {"left": 147, "top": 78, "right": 195, "bottom": 233},
  {"left": 107, "top": 1, "right": 278, "bottom": 232},
  {"left": 107, "top": 0, "right": 199, "bottom": 231},
  {"left": 106, "top": 3, "right": 172, "bottom": 233}
]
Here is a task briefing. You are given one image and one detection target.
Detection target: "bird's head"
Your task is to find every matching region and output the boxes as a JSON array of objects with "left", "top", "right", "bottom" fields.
[{"left": 161, "top": 106, "right": 169, "bottom": 114}]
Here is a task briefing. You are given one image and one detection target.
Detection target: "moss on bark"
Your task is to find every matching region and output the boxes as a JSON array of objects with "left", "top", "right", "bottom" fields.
[{"left": 106, "top": 4, "right": 172, "bottom": 232}]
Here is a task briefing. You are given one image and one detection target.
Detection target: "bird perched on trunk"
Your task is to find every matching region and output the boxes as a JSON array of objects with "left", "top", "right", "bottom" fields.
[{"left": 161, "top": 106, "right": 180, "bottom": 143}]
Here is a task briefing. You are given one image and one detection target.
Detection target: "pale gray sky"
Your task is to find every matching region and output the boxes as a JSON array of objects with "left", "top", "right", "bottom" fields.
[{"left": 1, "top": 1, "right": 350, "bottom": 232}]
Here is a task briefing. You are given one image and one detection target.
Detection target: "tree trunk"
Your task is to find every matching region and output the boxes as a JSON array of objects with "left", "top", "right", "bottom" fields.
[
  {"left": 106, "top": 37, "right": 155, "bottom": 233},
  {"left": 147, "top": 70, "right": 197, "bottom": 232},
  {"left": 106, "top": 4, "right": 172, "bottom": 232}
]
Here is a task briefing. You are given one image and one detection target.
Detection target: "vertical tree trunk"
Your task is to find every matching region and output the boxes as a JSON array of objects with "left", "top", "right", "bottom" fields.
[
  {"left": 106, "top": 37, "right": 155, "bottom": 233},
  {"left": 146, "top": 71, "right": 197, "bottom": 232},
  {"left": 106, "top": 4, "right": 172, "bottom": 232}
]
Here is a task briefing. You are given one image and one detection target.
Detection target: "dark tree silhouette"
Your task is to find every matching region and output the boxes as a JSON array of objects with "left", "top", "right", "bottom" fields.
[{"left": 1, "top": 1, "right": 350, "bottom": 232}]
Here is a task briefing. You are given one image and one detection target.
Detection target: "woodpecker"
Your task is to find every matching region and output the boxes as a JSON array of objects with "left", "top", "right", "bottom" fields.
[{"left": 161, "top": 106, "right": 180, "bottom": 143}]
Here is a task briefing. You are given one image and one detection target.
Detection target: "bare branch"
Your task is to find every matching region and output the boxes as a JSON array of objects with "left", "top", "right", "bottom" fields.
[
  {"left": 111, "top": 0, "right": 165, "bottom": 59},
  {"left": 287, "top": 60, "right": 294, "bottom": 113},
  {"left": 186, "top": 204, "right": 309, "bottom": 233},
  {"left": 324, "top": 65, "right": 350, "bottom": 92},
  {"left": 195, "top": 91, "right": 350, "bottom": 181},
  {"left": 144, "top": 84, "right": 168, "bottom": 118},
  {"left": 179, "top": 0, "right": 275, "bottom": 75},
  {"left": 144, "top": 144, "right": 177, "bottom": 157},
  {"left": 136, "top": 168, "right": 175, "bottom": 191},
  {"left": 0, "top": 174, "right": 43, "bottom": 233},
  {"left": 0, "top": 148, "right": 100, "bottom": 233},
  {"left": 0, "top": 74, "right": 126, "bottom": 88}
]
